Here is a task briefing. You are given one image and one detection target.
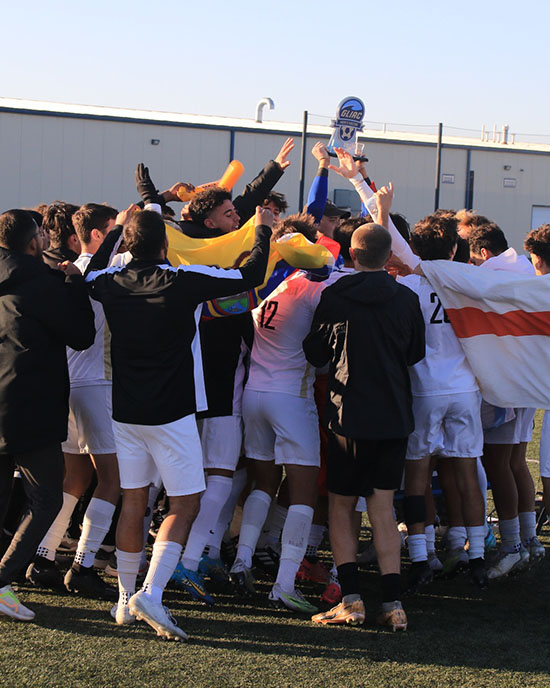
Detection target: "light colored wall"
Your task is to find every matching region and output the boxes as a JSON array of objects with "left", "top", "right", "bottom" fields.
[{"left": 2, "top": 110, "right": 550, "bottom": 252}]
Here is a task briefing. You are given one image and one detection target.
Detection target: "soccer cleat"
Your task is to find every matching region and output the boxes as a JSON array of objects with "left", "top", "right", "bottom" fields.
[
  {"left": 0, "top": 584, "right": 35, "bottom": 621},
  {"left": 526, "top": 536, "right": 545, "bottom": 563},
  {"left": 269, "top": 583, "right": 318, "bottom": 614},
  {"left": 229, "top": 559, "right": 256, "bottom": 597},
  {"left": 442, "top": 548, "right": 469, "bottom": 578},
  {"left": 468, "top": 557, "right": 488, "bottom": 589},
  {"left": 312, "top": 598, "right": 365, "bottom": 625},
  {"left": 296, "top": 558, "right": 330, "bottom": 585},
  {"left": 26, "top": 557, "right": 65, "bottom": 590},
  {"left": 376, "top": 603, "right": 408, "bottom": 632},
  {"left": 110, "top": 603, "right": 137, "bottom": 625},
  {"left": 357, "top": 541, "right": 378, "bottom": 566},
  {"left": 220, "top": 536, "right": 238, "bottom": 568},
  {"left": 252, "top": 546, "right": 280, "bottom": 579},
  {"left": 487, "top": 549, "right": 521, "bottom": 579},
  {"left": 405, "top": 560, "right": 433, "bottom": 593},
  {"left": 64, "top": 564, "right": 118, "bottom": 601},
  {"left": 427, "top": 552, "right": 443, "bottom": 573},
  {"left": 170, "top": 563, "right": 214, "bottom": 605},
  {"left": 128, "top": 591, "right": 188, "bottom": 641},
  {"left": 198, "top": 555, "right": 230, "bottom": 584},
  {"left": 321, "top": 581, "right": 342, "bottom": 606}
]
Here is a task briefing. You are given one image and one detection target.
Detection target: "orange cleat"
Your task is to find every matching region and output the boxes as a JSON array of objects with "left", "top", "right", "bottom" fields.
[{"left": 311, "top": 599, "right": 365, "bottom": 626}]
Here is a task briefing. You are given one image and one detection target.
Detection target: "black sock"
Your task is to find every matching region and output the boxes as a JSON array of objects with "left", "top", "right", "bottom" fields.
[
  {"left": 336, "top": 562, "right": 359, "bottom": 598},
  {"left": 381, "top": 573, "right": 401, "bottom": 603}
]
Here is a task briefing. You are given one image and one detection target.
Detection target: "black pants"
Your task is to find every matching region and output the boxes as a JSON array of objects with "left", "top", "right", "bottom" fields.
[{"left": 0, "top": 444, "right": 64, "bottom": 585}]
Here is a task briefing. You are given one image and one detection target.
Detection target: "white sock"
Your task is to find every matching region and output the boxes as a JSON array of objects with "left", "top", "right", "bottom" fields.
[
  {"left": 499, "top": 517, "right": 521, "bottom": 552},
  {"left": 74, "top": 498, "right": 116, "bottom": 568},
  {"left": 257, "top": 502, "right": 288, "bottom": 550},
  {"left": 116, "top": 549, "right": 141, "bottom": 606},
  {"left": 519, "top": 511, "right": 537, "bottom": 543},
  {"left": 206, "top": 468, "right": 247, "bottom": 559},
  {"left": 466, "top": 525, "right": 486, "bottom": 559},
  {"left": 425, "top": 525, "right": 436, "bottom": 554},
  {"left": 181, "top": 475, "right": 233, "bottom": 571},
  {"left": 37, "top": 492, "right": 79, "bottom": 561},
  {"left": 305, "top": 523, "right": 325, "bottom": 558},
  {"left": 234, "top": 490, "right": 272, "bottom": 569},
  {"left": 329, "top": 560, "right": 339, "bottom": 584},
  {"left": 407, "top": 533, "right": 427, "bottom": 562},
  {"left": 476, "top": 458, "right": 488, "bottom": 519},
  {"left": 275, "top": 504, "right": 314, "bottom": 593},
  {"left": 141, "top": 540, "right": 182, "bottom": 603},
  {"left": 447, "top": 526, "right": 467, "bottom": 551}
]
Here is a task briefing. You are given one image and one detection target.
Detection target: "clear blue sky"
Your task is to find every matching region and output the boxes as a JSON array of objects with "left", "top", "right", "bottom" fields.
[{"left": 2, "top": 0, "right": 548, "bottom": 136}]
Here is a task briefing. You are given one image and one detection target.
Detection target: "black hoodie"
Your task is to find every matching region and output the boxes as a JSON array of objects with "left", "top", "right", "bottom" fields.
[
  {"left": 303, "top": 270, "right": 425, "bottom": 439},
  {"left": 0, "top": 249, "right": 95, "bottom": 454}
]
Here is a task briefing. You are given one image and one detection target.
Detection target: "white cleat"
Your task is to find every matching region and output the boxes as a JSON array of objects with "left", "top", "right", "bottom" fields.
[
  {"left": 0, "top": 585, "right": 35, "bottom": 621},
  {"left": 110, "top": 603, "right": 136, "bottom": 625},
  {"left": 487, "top": 550, "right": 521, "bottom": 579},
  {"left": 128, "top": 591, "right": 188, "bottom": 641},
  {"left": 526, "top": 537, "right": 545, "bottom": 563}
]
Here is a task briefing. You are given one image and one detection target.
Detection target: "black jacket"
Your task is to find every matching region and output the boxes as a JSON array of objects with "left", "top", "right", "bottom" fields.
[
  {"left": 303, "top": 271, "right": 425, "bottom": 439},
  {"left": 0, "top": 250, "right": 95, "bottom": 454},
  {"left": 85, "top": 223, "right": 272, "bottom": 426},
  {"left": 42, "top": 245, "right": 79, "bottom": 270}
]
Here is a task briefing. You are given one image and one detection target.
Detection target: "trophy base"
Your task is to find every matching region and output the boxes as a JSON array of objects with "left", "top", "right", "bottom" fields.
[{"left": 328, "top": 151, "right": 368, "bottom": 163}]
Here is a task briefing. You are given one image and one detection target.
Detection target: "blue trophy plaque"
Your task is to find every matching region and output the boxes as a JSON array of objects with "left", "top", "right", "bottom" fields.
[{"left": 326, "top": 96, "right": 368, "bottom": 161}]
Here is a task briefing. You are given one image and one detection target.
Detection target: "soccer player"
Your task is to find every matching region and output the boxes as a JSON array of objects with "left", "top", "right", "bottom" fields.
[
  {"left": 230, "top": 213, "right": 354, "bottom": 613},
  {"left": 468, "top": 222, "right": 541, "bottom": 576},
  {"left": 83, "top": 202, "right": 273, "bottom": 640},
  {"left": 41, "top": 202, "right": 81, "bottom": 269},
  {"left": 304, "top": 221, "right": 425, "bottom": 631},
  {"left": 28, "top": 203, "right": 122, "bottom": 601},
  {"left": 0, "top": 209, "right": 95, "bottom": 622}
]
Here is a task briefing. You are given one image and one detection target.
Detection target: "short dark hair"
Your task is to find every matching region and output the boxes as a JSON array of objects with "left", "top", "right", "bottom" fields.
[
  {"left": 188, "top": 187, "right": 232, "bottom": 226},
  {"left": 389, "top": 212, "right": 410, "bottom": 243},
  {"left": 263, "top": 191, "right": 288, "bottom": 213},
  {"left": 524, "top": 224, "right": 550, "bottom": 266},
  {"left": 334, "top": 216, "right": 367, "bottom": 262},
  {"left": 468, "top": 222, "right": 508, "bottom": 257},
  {"left": 410, "top": 213, "right": 458, "bottom": 260},
  {"left": 0, "top": 209, "right": 38, "bottom": 252},
  {"left": 72, "top": 203, "right": 118, "bottom": 245},
  {"left": 272, "top": 212, "right": 317, "bottom": 243},
  {"left": 42, "top": 201, "right": 79, "bottom": 249},
  {"left": 123, "top": 210, "right": 166, "bottom": 260},
  {"left": 351, "top": 223, "right": 392, "bottom": 269}
]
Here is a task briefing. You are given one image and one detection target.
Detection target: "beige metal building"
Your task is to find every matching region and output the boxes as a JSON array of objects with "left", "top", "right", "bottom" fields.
[{"left": 1, "top": 97, "right": 550, "bottom": 251}]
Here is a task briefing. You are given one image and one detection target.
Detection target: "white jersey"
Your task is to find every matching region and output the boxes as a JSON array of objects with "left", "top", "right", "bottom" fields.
[
  {"left": 481, "top": 247, "right": 534, "bottom": 275},
  {"left": 246, "top": 268, "right": 354, "bottom": 398},
  {"left": 399, "top": 273, "right": 478, "bottom": 397},
  {"left": 66, "top": 253, "right": 111, "bottom": 387}
]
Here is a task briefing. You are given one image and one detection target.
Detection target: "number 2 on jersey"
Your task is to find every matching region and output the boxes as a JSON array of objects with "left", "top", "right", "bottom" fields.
[
  {"left": 259, "top": 300, "right": 278, "bottom": 329},
  {"left": 429, "top": 292, "right": 450, "bottom": 324}
]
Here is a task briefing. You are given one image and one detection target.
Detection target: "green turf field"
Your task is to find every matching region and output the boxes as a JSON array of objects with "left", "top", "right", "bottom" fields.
[{"left": 1, "top": 419, "right": 549, "bottom": 688}]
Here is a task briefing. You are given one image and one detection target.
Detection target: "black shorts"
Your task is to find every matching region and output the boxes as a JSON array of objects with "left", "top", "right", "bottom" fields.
[{"left": 327, "top": 432, "right": 408, "bottom": 497}]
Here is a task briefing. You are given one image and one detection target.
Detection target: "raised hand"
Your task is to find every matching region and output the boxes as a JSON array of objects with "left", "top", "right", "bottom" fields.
[
  {"left": 328, "top": 147, "right": 360, "bottom": 179},
  {"left": 376, "top": 183, "right": 394, "bottom": 216},
  {"left": 312, "top": 141, "right": 329, "bottom": 167},
  {"left": 255, "top": 205, "right": 274, "bottom": 229},
  {"left": 116, "top": 204, "right": 139, "bottom": 226},
  {"left": 275, "top": 137, "right": 295, "bottom": 170},
  {"left": 135, "top": 163, "right": 160, "bottom": 205}
]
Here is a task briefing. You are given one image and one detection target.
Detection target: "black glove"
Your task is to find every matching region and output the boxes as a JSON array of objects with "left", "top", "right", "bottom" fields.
[{"left": 135, "top": 163, "right": 162, "bottom": 205}]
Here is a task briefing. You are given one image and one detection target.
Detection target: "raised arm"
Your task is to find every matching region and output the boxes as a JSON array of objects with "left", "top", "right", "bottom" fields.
[
  {"left": 233, "top": 138, "right": 294, "bottom": 222},
  {"left": 306, "top": 142, "right": 330, "bottom": 223}
]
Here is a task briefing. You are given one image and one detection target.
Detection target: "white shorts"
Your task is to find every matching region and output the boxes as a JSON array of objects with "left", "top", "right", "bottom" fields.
[
  {"left": 484, "top": 408, "right": 536, "bottom": 445},
  {"left": 112, "top": 414, "right": 206, "bottom": 496},
  {"left": 539, "top": 410, "right": 550, "bottom": 478},
  {"left": 197, "top": 415, "right": 243, "bottom": 471},
  {"left": 243, "top": 389, "right": 320, "bottom": 467},
  {"left": 406, "top": 392, "right": 483, "bottom": 460},
  {"left": 62, "top": 384, "right": 116, "bottom": 455}
]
